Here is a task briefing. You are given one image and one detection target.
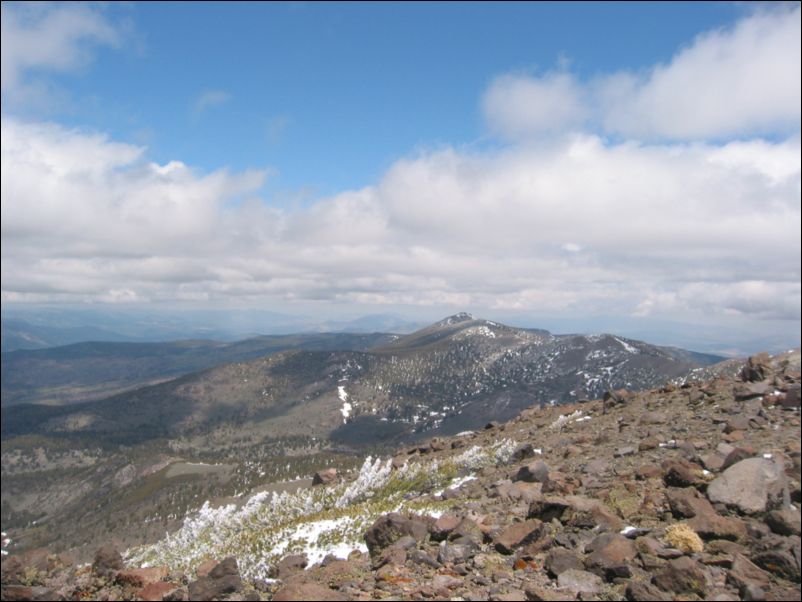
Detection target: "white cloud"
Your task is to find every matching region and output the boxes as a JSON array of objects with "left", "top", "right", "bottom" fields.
[
  {"left": 193, "top": 90, "right": 232, "bottom": 115},
  {"left": 1, "top": 3, "right": 122, "bottom": 102},
  {"left": 483, "top": 71, "right": 586, "bottom": 139},
  {"left": 487, "top": 6, "right": 801, "bottom": 141},
  {"left": 2, "top": 118, "right": 799, "bottom": 328},
  {"left": 600, "top": 6, "right": 801, "bottom": 139}
]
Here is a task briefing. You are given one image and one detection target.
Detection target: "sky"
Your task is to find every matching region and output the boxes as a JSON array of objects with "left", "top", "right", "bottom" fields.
[{"left": 1, "top": 1, "right": 800, "bottom": 354}]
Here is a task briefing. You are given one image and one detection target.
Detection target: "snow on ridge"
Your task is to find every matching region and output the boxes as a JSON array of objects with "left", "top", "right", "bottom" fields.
[{"left": 614, "top": 337, "right": 639, "bottom": 354}]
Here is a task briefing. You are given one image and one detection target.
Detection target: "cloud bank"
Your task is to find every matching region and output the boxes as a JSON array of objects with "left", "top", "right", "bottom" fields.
[{"left": 1, "top": 5, "right": 800, "bottom": 334}]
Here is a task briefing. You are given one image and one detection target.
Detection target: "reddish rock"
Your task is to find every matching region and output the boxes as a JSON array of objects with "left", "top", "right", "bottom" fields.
[
  {"left": 430, "top": 514, "right": 460, "bottom": 541},
  {"left": 652, "top": 556, "right": 708, "bottom": 597},
  {"left": 726, "top": 554, "right": 771, "bottom": 592},
  {"left": 0, "top": 586, "right": 56, "bottom": 601},
  {"left": 116, "top": 566, "right": 168, "bottom": 587},
  {"left": 138, "top": 581, "right": 181, "bottom": 602},
  {"left": 312, "top": 468, "right": 338, "bottom": 485},
  {"left": 187, "top": 557, "right": 241, "bottom": 601},
  {"left": 493, "top": 519, "right": 545, "bottom": 554},
  {"left": 584, "top": 533, "right": 637, "bottom": 579},
  {"left": 740, "top": 353, "right": 772, "bottom": 382},
  {"left": 636, "top": 464, "right": 662, "bottom": 480},
  {"left": 364, "top": 513, "right": 428, "bottom": 556},
  {"left": 662, "top": 457, "right": 706, "bottom": 488},
  {"left": 268, "top": 554, "right": 307, "bottom": 579},
  {"left": 513, "top": 460, "right": 550, "bottom": 483},
  {"left": 195, "top": 559, "right": 216, "bottom": 578}
]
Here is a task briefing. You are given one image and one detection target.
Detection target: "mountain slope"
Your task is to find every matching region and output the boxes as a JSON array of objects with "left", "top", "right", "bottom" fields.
[
  {"left": 1, "top": 332, "right": 396, "bottom": 407},
  {"left": 2, "top": 350, "right": 799, "bottom": 601},
  {"left": 2, "top": 315, "right": 723, "bottom": 446}
]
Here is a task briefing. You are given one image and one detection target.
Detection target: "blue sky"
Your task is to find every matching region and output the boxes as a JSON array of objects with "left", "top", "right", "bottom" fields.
[
  {"left": 1, "top": 1, "right": 800, "bottom": 354},
  {"left": 8, "top": 1, "right": 757, "bottom": 197}
]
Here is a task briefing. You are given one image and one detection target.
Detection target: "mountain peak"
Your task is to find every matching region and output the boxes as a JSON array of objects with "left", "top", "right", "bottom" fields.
[{"left": 435, "top": 312, "right": 476, "bottom": 327}]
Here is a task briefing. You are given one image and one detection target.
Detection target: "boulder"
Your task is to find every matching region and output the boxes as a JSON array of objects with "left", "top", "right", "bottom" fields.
[
  {"left": 187, "top": 557, "right": 241, "bottom": 601},
  {"left": 726, "top": 554, "right": 771, "bottom": 592},
  {"left": 545, "top": 547, "right": 584, "bottom": 577},
  {"left": 493, "top": 519, "right": 545, "bottom": 554},
  {"left": 740, "top": 353, "right": 772, "bottom": 382},
  {"left": 584, "top": 533, "right": 637, "bottom": 579},
  {"left": 513, "top": 460, "right": 550, "bottom": 483},
  {"left": 765, "top": 507, "right": 802, "bottom": 536},
  {"left": 364, "top": 513, "right": 428, "bottom": 556},
  {"left": 268, "top": 554, "right": 307, "bottom": 579},
  {"left": 662, "top": 457, "right": 706, "bottom": 488},
  {"left": 138, "top": 582, "right": 183, "bottom": 602},
  {"left": 625, "top": 580, "right": 668, "bottom": 601},
  {"left": 429, "top": 514, "right": 460, "bottom": 541},
  {"left": 707, "top": 458, "right": 786, "bottom": 514},
  {"left": 752, "top": 549, "right": 800, "bottom": 582},
  {"left": 116, "top": 566, "right": 168, "bottom": 587},
  {"left": 652, "top": 556, "right": 708, "bottom": 597},
  {"left": 557, "top": 569, "right": 604, "bottom": 595},
  {"left": 437, "top": 540, "right": 479, "bottom": 565}
]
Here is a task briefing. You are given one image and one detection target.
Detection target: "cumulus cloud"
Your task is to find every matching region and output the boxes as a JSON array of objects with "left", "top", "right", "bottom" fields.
[
  {"left": 483, "top": 72, "right": 586, "bottom": 139},
  {"left": 1, "top": 2, "right": 122, "bottom": 104},
  {"left": 2, "top": 117, "right": 799, "bottom": 326},
  {"left": 486, "top": 6, "right": 801, "bottom": 141}
]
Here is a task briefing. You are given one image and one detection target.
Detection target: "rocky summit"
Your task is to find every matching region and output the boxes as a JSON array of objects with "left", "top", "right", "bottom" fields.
[{"left": 1, "top": 350, "right": 800, "bottom": 601}]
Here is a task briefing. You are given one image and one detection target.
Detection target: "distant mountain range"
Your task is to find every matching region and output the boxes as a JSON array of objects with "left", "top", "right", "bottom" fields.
[
  {"left": 1, "top": 333, "right": 397, "bottom": 407},
  {"left": 2, "top": 313, "right": 723, "bottom": 444},
  {"left": 1, "top": 312, "right": 424, "bottom": 352}
]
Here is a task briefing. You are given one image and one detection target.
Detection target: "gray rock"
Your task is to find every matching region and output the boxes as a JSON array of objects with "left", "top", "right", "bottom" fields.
[
  {"left": 707, "top": 458, "right": 786, "bottom": 514},
  {"left": 557, "top": 568, "right": 603, "bottom": 594},
  {"left": 545, "top": 547, "right": 583, "bottom": 577}
]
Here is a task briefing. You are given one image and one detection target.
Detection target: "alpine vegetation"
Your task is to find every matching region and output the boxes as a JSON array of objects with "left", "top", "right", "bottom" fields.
[{"left": 125, "top": 439, "right": 518, "bottom": 581}]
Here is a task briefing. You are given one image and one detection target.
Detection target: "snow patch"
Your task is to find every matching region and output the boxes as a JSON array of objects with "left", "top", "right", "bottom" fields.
[
  {"left": 614, "top": 337, "right": 639, "bottom": 354},
  {"left": 338, "top": 386, "right": 351, "bottom": 423}
]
